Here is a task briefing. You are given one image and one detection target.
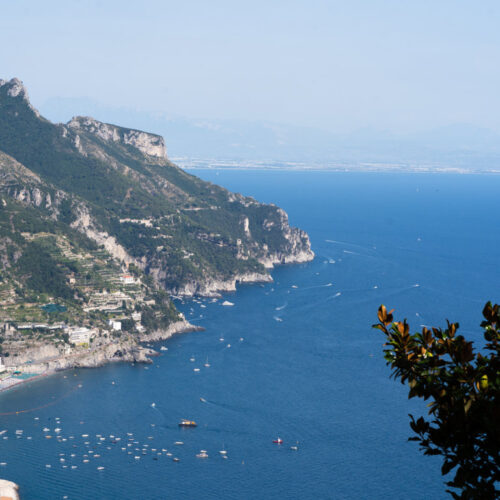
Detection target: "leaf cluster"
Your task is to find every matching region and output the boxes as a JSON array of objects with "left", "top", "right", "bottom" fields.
[{"left": 374, "top": 303, "right": 500, "bottom": 499}]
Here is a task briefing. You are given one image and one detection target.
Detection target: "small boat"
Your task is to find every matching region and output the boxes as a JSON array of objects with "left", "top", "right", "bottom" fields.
[
  {"left": 151, "top": 403, "right": 156, "bottom": 408},
  {"left": 193, "top": 368, "right": 200, "bottom": 372},
  {"left": 290, "top": 445, "right": 298, "bottom": 451},
  {"left": 160, "top": 346, "right": 168, "bottom": 351},
  {"left": 272, "top": 438, "right": 283, "bottom": 444},
  {"left": 222, "top": 300, "right": 234, "bottom": 306},
  {"left": 173, "top": 457, "right": 180, "bottom": 462},
  {"left": 196, "top": 452, "right": 208, "bottom": 458},
  {"left": 178, "top": 420, "right": 197, "bottom": 427},
  {"left": 97, "top": 466, "right": 105, "bottom": 470},
  {"left": 174, "top": 441, "right": 184, "bottom": 446},
  {"left": 204, "top": 357, "right": 210, "bottom": 368},
  {"left": 190, "top": 357, "right": 195, "bottom": 362}
]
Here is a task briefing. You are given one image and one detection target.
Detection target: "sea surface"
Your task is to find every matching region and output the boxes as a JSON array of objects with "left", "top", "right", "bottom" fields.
[{"left": 0, "top": 172, "right": 499, "bottom": 500}]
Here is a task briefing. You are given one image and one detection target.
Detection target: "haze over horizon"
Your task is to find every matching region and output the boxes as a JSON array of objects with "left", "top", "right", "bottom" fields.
[{"left": 2, "top": 1, "right": 500, "bottom": 164}]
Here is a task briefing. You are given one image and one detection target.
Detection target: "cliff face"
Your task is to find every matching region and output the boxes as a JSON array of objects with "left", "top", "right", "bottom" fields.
[{"left": 67, "top": 116, "right": 167, "bottom": 159}]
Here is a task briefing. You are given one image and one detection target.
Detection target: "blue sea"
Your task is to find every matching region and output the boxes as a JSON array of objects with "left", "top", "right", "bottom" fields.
[{"left": 0, "top": 172, "right": 499, "bottom": 500}]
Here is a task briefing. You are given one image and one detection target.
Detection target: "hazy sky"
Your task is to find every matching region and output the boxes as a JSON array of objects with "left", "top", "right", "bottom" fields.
[{"left": 2, "top": 0, "right": 500, "bottom": 133}]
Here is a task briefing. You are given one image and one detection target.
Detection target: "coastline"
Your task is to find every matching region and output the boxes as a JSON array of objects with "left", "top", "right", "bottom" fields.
[
  {"left": 0, "top": 319, "right": 199, "bottom": 395},
  {"left": 0, "top": 253, "right": 313, "bottom": 396}
]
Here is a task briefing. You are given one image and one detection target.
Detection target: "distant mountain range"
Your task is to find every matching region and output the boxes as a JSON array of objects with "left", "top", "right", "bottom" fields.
[{"left": 40, "top": 96, "right": 500, "bottom": 170}]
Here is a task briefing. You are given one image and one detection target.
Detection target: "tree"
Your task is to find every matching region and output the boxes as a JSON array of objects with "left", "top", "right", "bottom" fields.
[{"left": 373, "top": 302, "right": 500, "bottom": 499}]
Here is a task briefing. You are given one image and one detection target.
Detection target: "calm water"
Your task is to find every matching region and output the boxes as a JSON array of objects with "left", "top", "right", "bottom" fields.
[{"left": 0, "top": 172, "right": 499, "bottom": 500}]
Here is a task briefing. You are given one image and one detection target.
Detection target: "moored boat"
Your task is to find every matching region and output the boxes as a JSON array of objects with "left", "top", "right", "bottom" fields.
[{"left": 178, "top": 420, "right": 197, "bottom": 427}]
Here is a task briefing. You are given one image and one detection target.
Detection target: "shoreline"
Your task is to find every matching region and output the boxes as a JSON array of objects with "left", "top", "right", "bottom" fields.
[
  {"left": 0, "top": 256, "right": 312, "bottom": 396},
  {"left": 0, "top": 319, "right": 200, "bottom": 396}
]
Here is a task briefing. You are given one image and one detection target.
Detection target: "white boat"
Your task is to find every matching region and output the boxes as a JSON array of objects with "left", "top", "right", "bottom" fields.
[
  {"left": 222, "top": 301, "right": 234, "bottom": 306},
  {"left": 160, "top": 346, "right": 168, "bottom": 351},
  {"left": 204, "top": 357, "right": 210, "bottom": 367},
  {"left": 97, "top": 466, "right": 105, "bottom": 470},
  {"left": 194, "top": 368, "right": 200, "bottom": 372},
  {"left": 151, "top": 403, "right": 156, "bottom": 408},
  {"left": 174, "top": 441, "right": 184, "bottom": 445},
  {"left": 190, "top": 357, "right": 195, "bottom": 362},
  {"left": 196, "top": 452, "right": 208, "bottom": 458}
]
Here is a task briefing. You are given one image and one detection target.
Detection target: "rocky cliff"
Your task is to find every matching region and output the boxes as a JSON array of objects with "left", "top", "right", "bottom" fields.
[{"left": 67, "top": 116, "right": 167, "bottom": 159}]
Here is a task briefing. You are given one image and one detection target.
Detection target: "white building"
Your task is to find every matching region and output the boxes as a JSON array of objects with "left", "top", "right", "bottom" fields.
[
  {"left": 69, "top": 327, "right": 92, "bottom": 346},
  {"left": 0, "top": 357, "right": 5, "bottom": 373},
  {"left": 119, "top": 275, "right": 135, "bottom": 285},
  {"left": 108, "top": 320, "right": 122, "bottom": 331}
]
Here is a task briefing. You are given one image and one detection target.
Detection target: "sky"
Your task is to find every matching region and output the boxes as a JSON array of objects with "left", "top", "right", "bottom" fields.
[{"left": 2, "top": 0, "right": 500, "bottom": 135}]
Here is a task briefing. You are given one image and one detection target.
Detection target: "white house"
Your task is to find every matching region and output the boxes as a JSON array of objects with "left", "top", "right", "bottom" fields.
[{"left": 108, "top": 320, "right": 122, "bottom": 331}]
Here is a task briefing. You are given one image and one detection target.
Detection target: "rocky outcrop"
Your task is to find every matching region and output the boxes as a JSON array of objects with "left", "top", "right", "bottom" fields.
[
  {"left": 70, "top": 204, "right": 136, "bottom": 265},
  {"left": 0, "top": 77, "right": 40, "bottom": 117},
  {"left": 68, "top": 116, "right": 167, "bottom": 159},
  {"left": 15, "top": 340, "right": 157, "bottom": 374},
  {"left": 139, "top": 319, "right": 202, "bottom": 342},
  {"left": 5, "top": 320, "right": 198, "bottom": 376},
  {"left": 172, "top": 272, "right": 273, "bottom": 297},
  {"left": 0, "top": 479, "right": 20, "bottom": 500}
]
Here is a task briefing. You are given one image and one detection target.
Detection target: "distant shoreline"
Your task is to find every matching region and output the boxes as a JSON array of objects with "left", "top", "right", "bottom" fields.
[{"left": 176, "top": 163, "right": 500, "bottom": 175}]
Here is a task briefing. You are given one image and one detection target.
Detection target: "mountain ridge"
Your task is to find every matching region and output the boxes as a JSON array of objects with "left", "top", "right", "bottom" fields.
[{"left": 0, "top": 77, "right": 313, "bottom": 373}]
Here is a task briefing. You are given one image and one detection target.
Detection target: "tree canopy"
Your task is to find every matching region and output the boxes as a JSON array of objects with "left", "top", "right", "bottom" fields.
[{"left": 374, "top": 302, "right": 500, "bottom": 499}]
